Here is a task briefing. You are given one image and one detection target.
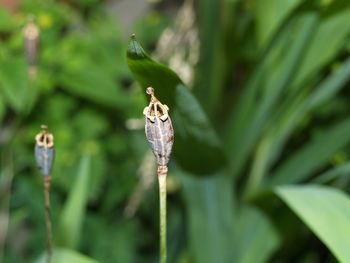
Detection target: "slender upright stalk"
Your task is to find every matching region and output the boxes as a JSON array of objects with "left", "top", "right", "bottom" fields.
[
  {"left": 143, "top": 87, "right": 174, "bottom": 263},
  {"left": 43, "top": 176, "right": 53, "bottom": 263},
  {"left": 0, "top": 17, "right": 41, "bottom": 261},
  {"left": 158, "top": 166, "right": 168, "bottom": 263},
  {"left": 35, "top": 125, "right": 55, "bottom": 263},
  {"left": 0, "top": 148, "right": 14, "bottom": 263}
]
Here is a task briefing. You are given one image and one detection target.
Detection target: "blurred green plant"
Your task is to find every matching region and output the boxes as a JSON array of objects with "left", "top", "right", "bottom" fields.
[
  {"left": 126, "top": 0, "right": 350, "bottom": 262},
  {"left": 1, "top": 0, "right": 350, "bottom": 263}
]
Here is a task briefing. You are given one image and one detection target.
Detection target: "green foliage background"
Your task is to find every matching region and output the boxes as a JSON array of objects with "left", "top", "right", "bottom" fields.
[{"left": 0, "top": 0, "right": 350, "bottom": 262}]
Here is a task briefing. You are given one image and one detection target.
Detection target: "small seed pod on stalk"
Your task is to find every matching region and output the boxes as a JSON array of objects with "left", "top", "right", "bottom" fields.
[
  {"left": 23, "top": 15, "right": 39, "bottom": 78},
  {"left": 143, "top": 87, "right": 174, "bottom": 263},
  {"left": 34, "top": 125, "right": 54, "bottom": 263},
  {"left": 35, "top": 125, "right": 55, "bottom": 177},
  {"left": 143, "top": 87, "right": 174, "bottom": 167}
]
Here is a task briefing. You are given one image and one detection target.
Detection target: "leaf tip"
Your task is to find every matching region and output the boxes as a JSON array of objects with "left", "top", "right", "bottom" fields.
[{"left": 127, "top": 34, "right": 147, "bottom": 60}]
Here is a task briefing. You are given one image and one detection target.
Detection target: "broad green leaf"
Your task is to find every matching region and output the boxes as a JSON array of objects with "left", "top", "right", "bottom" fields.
[
  {"left": 268, "top": 116, "right": 350, "bottom": 186},
  {"left": 275, "top": 185, "right": 350, "bottom": 263},
  {"left": 173, "top": 85, "right": 225, "bottom": 174},
  {"left": 85, "top": 219, "right": 138, "bottom": 263},
  {"left": 236, "top": 206, "right": 280, "bottom": 263},
  {"left": 35, "top": 248, "right": 100, "bottom": 263},
  {"left": 322, "top": 0, "right": 350, "bottom": 16},
  {"left": 126, "top": 35, "right": 181, "bottom": 107},
  {"left": 0, "top": 7, "right": 14, "bottom": 32},
  {"left": 180, "top": 172, "right": 236, "bottom": 263},
  {"left": 193, "top": 0, "right": 226, "bottom": 115},
  {"left": 59, "top": 62, "right": 128, "bottom": 109},
  {"left": 58, "top": 154, "right": 91, "bottom": 248},
  {"left": 0, "top": 57, "right": 29, "bottom": 113},
  {"left": 127, "top": 36, "right": 226, "bottom": 174},
  {"left": 54, "top": 27, "right": 130, "bottom": 110}
]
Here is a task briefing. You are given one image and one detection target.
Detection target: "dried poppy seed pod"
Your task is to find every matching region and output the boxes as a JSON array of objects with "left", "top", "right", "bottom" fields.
[
  {"left": 35, "top": 125, "right": 55, "bottom": 176},
  {"left": 23, "top": 15, "right": 39, "bottom": 76},
  {"left": 143, "top": 87, "right": 174, "bottom": 166}
]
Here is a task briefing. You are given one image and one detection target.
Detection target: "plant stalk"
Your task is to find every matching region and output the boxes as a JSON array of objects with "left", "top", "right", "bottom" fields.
[
  {"left": 158, "top": 165, "right": 167, "bottom": 263},
  {"left": 0, "top": 149, "right": 14, "bottom": 263},
  {"left": 43, "top": 176, "right": 53, "bottom": 263}
]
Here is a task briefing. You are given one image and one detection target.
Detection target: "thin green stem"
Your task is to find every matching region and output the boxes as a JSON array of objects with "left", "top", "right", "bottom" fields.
[
  {"left": 0, "top": 149, "right": 14, "bottom": 263},
  {"left": 43, "top": 176, "right": 53, "bottom": 263},
  {"left": 0, "top": 120, "right": 24, "bottom": 262},
  {"left": 158, "top": 166, "right": 167, "bottom": 263}
]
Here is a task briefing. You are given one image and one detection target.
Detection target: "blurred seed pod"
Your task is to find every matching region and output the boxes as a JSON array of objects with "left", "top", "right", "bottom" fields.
[
  {"left": 35, "top": 125, "right": 55, "bottom": 176},
  {"left": 143, "top": 87, "right": 174, "bottom": 166},
  {"left": 23, "top": 15, "right": 39, "bottom": 77}
]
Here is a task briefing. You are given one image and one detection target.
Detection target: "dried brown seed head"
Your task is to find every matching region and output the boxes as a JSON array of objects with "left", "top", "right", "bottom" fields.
[
  {"left": 35, "top": 125, "right": 55, "bottom": 176},
  {"left": 24, "top": 15, "right": 39, "bottom": 77},
  {"left": 24, "top": 17, "right": 39, "bottom": 40},
  {"left": 143, "top": 88, "right": 174, "bottom": 166}
]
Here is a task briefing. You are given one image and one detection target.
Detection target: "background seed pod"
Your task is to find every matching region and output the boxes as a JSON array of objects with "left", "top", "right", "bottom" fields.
[
  {"left": 34, "top": 126, "right": 55, "bottom": 176},
  {"left": 23, "top": 16, "right": 39, "bottom": 72},
  {"left": 35, "top": 145, "right": 55, "bottom": 176}
]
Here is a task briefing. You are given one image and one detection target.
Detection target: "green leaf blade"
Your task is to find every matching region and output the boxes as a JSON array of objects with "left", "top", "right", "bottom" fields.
[
  {"left": 35, "top": 248, "right": 100, "bottom": 263},
  {"left": 58, "top": 154, "right": 91, "bottom": 248},
  {"left": 236, "top": 206, "right": 280, "bottom": 263},
  {"left": 0, "top": 57, "right": 29, "bottom": 113},
  {"left": 225, "top": 12, "right": 318, "bottom": 179},
  {"left": 275, "top": 185, "right": 350, "bottom": 263},
  {"left": 255, "top": 0, "right": 303, "bottom": 47},
  {"left": 180, "top": 173, "right": 236, "bottom": 263},
  {"left": 126, "top": 36, "right": 182, "bottom": 107},
  {"left": 313, "top": 162, "right": 350, "bottom": 184},
  {"left": 269, "top": 116, "right": 350, "bottom": 186},
  {"left": 293, "top": 7, "right": 350, "bottom": 87},
  {"left": 193, "top": 0, "right": 226, "bottom": 115}
]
